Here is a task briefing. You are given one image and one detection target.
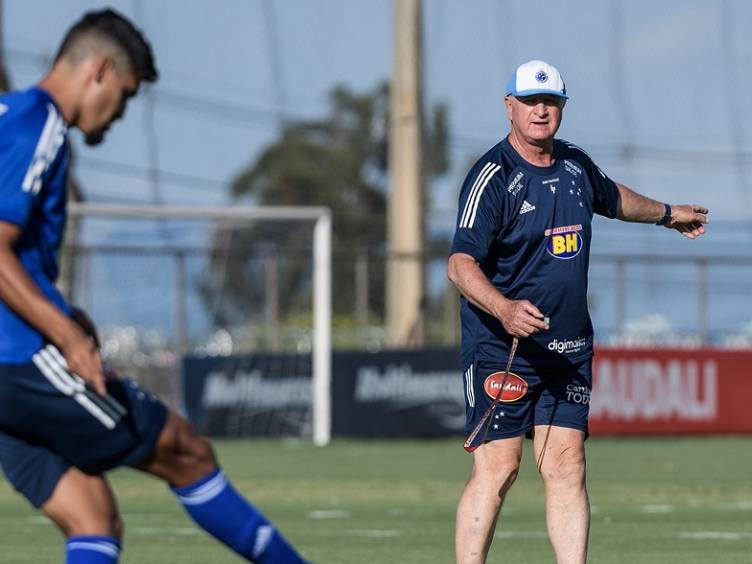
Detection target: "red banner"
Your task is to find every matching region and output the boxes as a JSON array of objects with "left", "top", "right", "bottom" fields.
[{"left": 590, "top": 348, "right": 752, "bottom": 434}]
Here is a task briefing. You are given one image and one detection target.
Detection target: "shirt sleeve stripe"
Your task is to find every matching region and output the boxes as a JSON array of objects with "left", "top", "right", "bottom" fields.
[
  {"left": 459, "top": 162, "right": 495, "bottom": 227},
  {"left": 463, "top": 163, "right": 501, "bottom": 228},
  {"left": 21, "top": 104, "right": 64, "bottom": 195}
]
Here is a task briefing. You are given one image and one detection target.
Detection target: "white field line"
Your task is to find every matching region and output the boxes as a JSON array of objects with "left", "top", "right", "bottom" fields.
[
  {"left": 494, "top": 531, "right": 547, "bottom": 539},
  {"left": 678, "top": 531, "right": 752, "bottom": 541},
  {"left": 346, "top": 529, "right": 401, "bottom": 538},
  {"left": 717, "top": 500, "right": 752, "bottom": 510},
  {"left": 308, "top": 510, "right": 351, "bottom": 520},
  {"left": 131, "top": 527, "right": 199, "bottom": 536},
  {"left": 640, "top": 504, "right": 674, "bottom": 514}
]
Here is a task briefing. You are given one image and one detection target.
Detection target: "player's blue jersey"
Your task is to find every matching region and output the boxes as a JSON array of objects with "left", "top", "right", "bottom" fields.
[
  {"left": 0, "top": 87, "right": 72, "bottom": 362},
  {"left": 450, "top": 136, "right": 620, "bottom": 368}
]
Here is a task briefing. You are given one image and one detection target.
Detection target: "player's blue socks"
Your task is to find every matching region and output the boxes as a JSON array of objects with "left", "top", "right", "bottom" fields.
[
  {"left": 171, "top": 468, "right": 307, "bottom": 563},
  {"left": 65, "top": 536, "right": 120, "bottom": 563}
]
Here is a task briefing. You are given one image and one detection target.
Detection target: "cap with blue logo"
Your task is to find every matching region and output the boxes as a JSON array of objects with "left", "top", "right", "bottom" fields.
[{"left": 506, "top": 60, "right": 568, "bottom": 99}]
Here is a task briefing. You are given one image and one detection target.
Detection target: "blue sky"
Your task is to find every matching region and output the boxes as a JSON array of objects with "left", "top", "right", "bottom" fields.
[
  {"left": 5, "top": 0, "right": 751, "bottom": 225},
  {"left": 3, "top": 0, "right": 751, "bottom": 338}
]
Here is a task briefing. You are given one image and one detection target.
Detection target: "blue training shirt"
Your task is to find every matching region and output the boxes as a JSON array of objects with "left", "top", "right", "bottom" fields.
[
  {"left": 0, "top": 87, "right": 72, "bottom": 363},
  {"left": 450, "top": 136, "right": 620, "bottom": 368}
]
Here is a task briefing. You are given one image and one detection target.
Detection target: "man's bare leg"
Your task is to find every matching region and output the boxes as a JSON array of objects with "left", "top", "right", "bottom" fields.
[
  {"left": 534, "top": 425, "right": 589, "bottom": 564},
  {"left": 455, "top": 436, "right": 523, "bottom": 564},
  {"left": 42, "top": 467, "right": 122, "bottom": 538}
]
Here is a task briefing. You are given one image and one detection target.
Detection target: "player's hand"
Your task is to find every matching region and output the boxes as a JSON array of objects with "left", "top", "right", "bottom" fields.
[
  {"left": 665, "top": 204, "right": 709, "bottom": 239},
  {"left": 71, "top": 306, "right": 100, "bottom": 349},
  {"left": 496, "top": 299, "right": 549, "bottom": 338},
  {"left": 59, "top": 329, "right": 106, "bottom": 396}
]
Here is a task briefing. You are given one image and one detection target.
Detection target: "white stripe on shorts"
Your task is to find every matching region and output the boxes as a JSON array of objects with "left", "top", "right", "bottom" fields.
[
  {"left": 31, "top": 351, "right": 75, "bottom": 395},
  {"left": 32, "top": 349, "right": 116, "bottom": 430},
  {"left": 39, "top": 347, "right": 85, "bottom": 392},
  {"left": 465, "top": 365, "right": 475, "bottom": 407}
]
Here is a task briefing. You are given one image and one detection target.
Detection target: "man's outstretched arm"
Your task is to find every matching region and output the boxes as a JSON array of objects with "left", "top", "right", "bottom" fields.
[{"left": 615, "top": 182, "right": 709, "bottom": 239}]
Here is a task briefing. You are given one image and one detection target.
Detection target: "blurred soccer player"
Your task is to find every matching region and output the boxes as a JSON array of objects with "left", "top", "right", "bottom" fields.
[
  {"left": 448, "top": 60, "right": 709, "bottom": 564},
  {"left": 0, "top": 9, "right": 308, "bottom": 564}
]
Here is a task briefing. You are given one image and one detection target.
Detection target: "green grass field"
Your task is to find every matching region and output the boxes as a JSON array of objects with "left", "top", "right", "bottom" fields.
[{"left": 1, "top": 437, "right": 751, "bottom": 563}]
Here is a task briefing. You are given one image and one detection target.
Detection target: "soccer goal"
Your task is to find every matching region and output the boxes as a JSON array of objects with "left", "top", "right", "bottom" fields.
[{"left": 66, "top": 202, "right": 332, "bottom": 446}]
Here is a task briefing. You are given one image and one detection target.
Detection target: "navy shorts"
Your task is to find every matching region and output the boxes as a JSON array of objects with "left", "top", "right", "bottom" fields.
[
  {"left": 0, "top": 345, "right": 168, "bottom": 507},
  {"left": 463, "top": 358, "right": 592, "bottom": 449}
]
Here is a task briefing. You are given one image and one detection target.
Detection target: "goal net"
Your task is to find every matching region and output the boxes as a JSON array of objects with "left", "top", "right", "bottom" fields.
[{"left": 65, "top": 203, "right": 332, "bottom": 445}]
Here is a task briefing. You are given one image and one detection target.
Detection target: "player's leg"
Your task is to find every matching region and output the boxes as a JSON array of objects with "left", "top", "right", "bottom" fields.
[
  {"left": 533, "top": 425, "right": 589, "bottom": 564},
  {"left": 0, "top": 356, "right": 307, "bottom": 563},
  {"left": 532, "top": 361, "right": 593, "bottom": 564},
  {"left": 456, "top": 359, "right": 538, "bottom": 564},
  {"left": 0, "top": 431, "right": 122, "bottom": 563},
  {"left": 133, "top": 410, "right": 308, "bottom": 564},
  {"left": 0, "top": 361, "right": 132, "bottom": 563},
  {"left": 455, "top": 436, "right": 523, "bottom": 564},
  {"left": 131, "top": 410, "right": 217, "bottom": 486},
  {"left": 42, "top": 468, "right": 123, "bottom": 563}
]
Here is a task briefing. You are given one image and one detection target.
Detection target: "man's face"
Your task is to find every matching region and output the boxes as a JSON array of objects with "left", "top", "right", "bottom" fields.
[
  {"left": 505, "top": 94, "right": 565, "bottom": 146},
  {"left": 78, "top": 59, "right": 139, "bottom": 146}
]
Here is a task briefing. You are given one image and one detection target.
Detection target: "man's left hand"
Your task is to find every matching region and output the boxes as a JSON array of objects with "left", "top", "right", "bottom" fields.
[{"left": 665, "top": 204, "right": 709, "bottom": 239}]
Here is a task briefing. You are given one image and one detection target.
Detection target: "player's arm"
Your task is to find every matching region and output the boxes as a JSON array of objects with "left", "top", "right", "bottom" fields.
[
  {"left": 447, "top": 252, "right": 548, "bottom": 338},
  {"left": 0, "top": 221, "right": 106, "bottom": 394},
  {"left": 615, "top": 182, "right": 709, "bottom": 239}
]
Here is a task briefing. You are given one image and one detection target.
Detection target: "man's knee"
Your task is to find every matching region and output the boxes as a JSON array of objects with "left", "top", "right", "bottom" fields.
[
  {"left": 43, "top": 469, "right": 124, "bottom": 539},
  {"left": 174, "top": 423, "right": 218, "bottom": 476},
  {"left": 168, "top": 433, "right": 216, "bottom": 486},
  {"left": 158, "top": 412, "right": 216, "bottom": 459},
  {"left": 470, "top": 461, "right": 521, "bottom": 498},
  {"left": 469, "top": 438, "right": 523, "bottom": 498},
  {"left": 101, "top": 513, "right": 124, "bottom": 539},
  {"left": 149, "top": 412, "right": 218, "bottom": 484},
  {"left": 45, "top": 492, "right": 124, "bottom": 538},
  {"left": 188, "top": 434, "right": 217, "bottom": 471},
  {"left": 541, "top": 445, "right": 586, "bottom": 486},
  {"left": 55, "top": 510, "right": 123, "bottom": 538}
]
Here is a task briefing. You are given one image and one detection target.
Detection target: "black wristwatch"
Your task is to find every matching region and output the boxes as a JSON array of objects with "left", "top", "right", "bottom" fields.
[{"left": 656, "top": 203, "right": 672, "bottom": 226}]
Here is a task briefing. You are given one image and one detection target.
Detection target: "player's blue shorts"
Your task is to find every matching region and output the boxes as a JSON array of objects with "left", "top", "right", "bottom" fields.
[
  {"left": 0, "top": 346, "right": 168, "bottom": 508},
  {"left": 463, "top": 358, "right": 592, "bottom": 449}
]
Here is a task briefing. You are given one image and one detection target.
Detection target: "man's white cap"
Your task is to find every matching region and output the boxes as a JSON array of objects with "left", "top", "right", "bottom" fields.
[{"left": 505, "top": 60, "right": 568, "bottom": 99}]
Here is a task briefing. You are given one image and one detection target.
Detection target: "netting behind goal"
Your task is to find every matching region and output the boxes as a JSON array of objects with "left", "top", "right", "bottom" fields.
[{"left": 65, "top": 203, "right": 331, "bottom": 444}]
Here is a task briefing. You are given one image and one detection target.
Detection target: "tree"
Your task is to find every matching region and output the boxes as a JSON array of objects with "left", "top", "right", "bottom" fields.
[{"left": 200, "top": 82, "right": 449, "bottom": 339}]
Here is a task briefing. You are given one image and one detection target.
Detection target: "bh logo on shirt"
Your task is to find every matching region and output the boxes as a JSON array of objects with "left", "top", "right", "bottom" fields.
[{"left": 545, "top": 224, "right": 583, "bottom": 259}]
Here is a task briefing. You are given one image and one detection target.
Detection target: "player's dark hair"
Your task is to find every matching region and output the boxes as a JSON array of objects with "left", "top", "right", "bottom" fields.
[{"left": 55, "top": 8, "right": 158, "bottom": 83}]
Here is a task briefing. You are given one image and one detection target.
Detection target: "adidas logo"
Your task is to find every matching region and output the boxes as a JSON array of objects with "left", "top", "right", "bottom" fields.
[{"left": 519, "top": 200, "right": 536, "bottom": 215}]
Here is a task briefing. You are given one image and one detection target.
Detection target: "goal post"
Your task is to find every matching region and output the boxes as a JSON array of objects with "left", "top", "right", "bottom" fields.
[{"left": 67, "top": 202, "right": 333, "bottom": 446}]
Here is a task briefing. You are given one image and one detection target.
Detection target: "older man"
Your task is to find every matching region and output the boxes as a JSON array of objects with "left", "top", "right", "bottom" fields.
[{"left": 448, "top": 60, "right": 708, "bottom": 564}]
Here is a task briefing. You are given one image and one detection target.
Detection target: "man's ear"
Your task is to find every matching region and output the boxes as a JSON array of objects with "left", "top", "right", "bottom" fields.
[
  {"left": 504, "top": 96, "right": 514, "bottom": 120},
  {"left": 93, "top": 56, "right": 114, "bottom": 83}
]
